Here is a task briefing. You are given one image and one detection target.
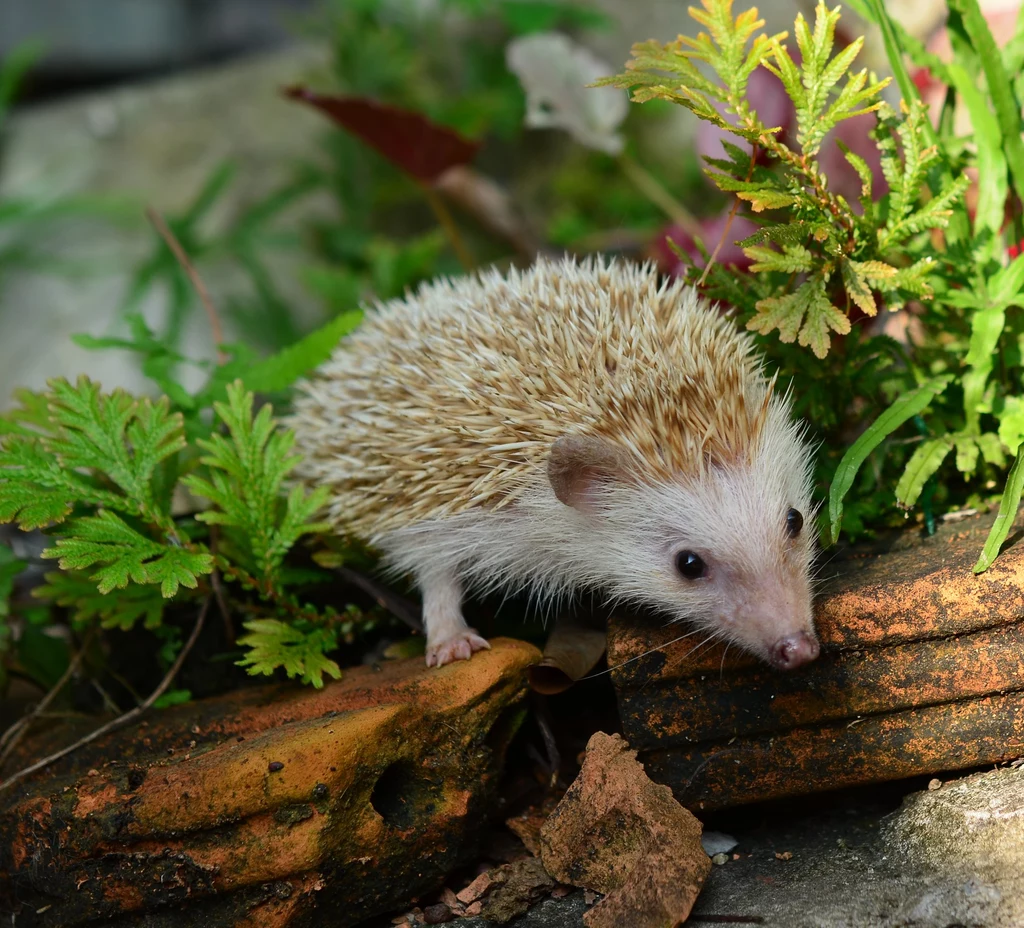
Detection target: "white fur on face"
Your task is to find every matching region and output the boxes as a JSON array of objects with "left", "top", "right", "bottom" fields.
[{"left": 378, "top": 397, "right": 817, "bottom": 664}]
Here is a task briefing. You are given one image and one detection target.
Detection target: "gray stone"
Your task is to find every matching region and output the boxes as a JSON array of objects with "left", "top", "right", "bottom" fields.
[
  {"left": 883, "top": 767, "right": 1024, "bottom": 875},
  {"left": 0, "top": 41, "right": 333, "bottom": 406}
]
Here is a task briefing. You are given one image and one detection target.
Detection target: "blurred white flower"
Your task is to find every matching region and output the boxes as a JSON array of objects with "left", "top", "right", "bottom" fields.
[{"left": 506, "top": 31, "right": 627, "bottom": 155}]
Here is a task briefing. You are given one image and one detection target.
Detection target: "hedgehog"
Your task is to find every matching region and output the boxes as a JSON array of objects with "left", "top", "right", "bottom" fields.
[{"left": 288, "top": 255, "right": 819, "bottom": 671}]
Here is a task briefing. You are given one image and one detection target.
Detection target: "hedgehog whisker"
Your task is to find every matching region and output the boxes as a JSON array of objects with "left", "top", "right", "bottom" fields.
[{"left": 580, "top": 627, "right": 707, "bottom": 681}]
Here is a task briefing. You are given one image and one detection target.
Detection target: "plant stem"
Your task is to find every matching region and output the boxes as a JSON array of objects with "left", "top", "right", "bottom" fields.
[
  {"left": 618, "top": 153, "right": 703, "bottom": 238},
  {"left": 0, "top": 629, "right": 94, "bottom": 770},
  {"left": 423, "top": 186, "right": 475, "bottom": 270},
  {"left": 146, "top": 207, "right": 228, "bottom": 363},
  {"left": 0, "top": 599, "right": 209, "bottom": 793},
  {"left": 700, "top": 145, "right": 759, "bottom": 287}
]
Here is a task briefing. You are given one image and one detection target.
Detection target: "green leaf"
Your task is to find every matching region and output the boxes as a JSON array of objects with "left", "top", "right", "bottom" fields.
[
  {"left": 42, "top": 511, "right": 212, "bottom": 597},
  {"left": 153, "top": 689, "right": 193, "bottom": 709},
  {"left": 991, "top": 253, "right": 1024, "bottom": 306},
  {"left": 236, "top": 618, "right": 342, "bottom": 688},
  {"left": 895, "top": 438, "right": 954, "bottom": 508},
  {"left": 998, "top": 395, "right": 1024, "bottom": 454},
  {"left": 182, "top": 382, "right": 329, "bottom": 588},
  {"left": 963, "top": 299, "right": 1007, "bottom": 432},
  {"left": 977, "top": 432, "right": 1008, "bottom": 467},
  {"left": 242, "top": 309, "right": 363, "bottom": 395},
  {"left": 749, "top": 276, "right": 850, "bottom": 358},
  {"left": 951, "top": 0, "right": 1024, "bottom": 204},
  {"left": 499, "top": 0, "right": 614, "bottom": 35},
  {"left": 35, "top": 569, "right": 167, "bottom": 630},
  {"left": 828, "top": 375, "right": 954, "bottom": 543},
  {"left": 974, "top": 445, "right": 1024, "bottom": 573},
  {"left": 945, "top": 60, "right": 1007, "bottom": 247},
  {"left": 954, "top": 435, "right": 981, "bottom": 477}
]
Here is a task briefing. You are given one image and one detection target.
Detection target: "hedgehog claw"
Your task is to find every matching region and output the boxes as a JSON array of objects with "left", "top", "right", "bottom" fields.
[{"left": 426, "top": 631, "right": 491, "bottom": 668}]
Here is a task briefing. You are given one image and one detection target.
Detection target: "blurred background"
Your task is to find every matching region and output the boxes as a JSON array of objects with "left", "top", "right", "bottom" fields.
[
  {"left": 1, "top": 1, "right": 321, "bottom": 100},
  {"left": 0, "top": 0, "right": 946, "bottom": 407}
]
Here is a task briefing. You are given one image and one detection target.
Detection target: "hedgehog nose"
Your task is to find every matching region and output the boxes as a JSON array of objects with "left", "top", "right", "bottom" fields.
[{"left": 770, "top": 632, "right": 819, "bottom": 670}]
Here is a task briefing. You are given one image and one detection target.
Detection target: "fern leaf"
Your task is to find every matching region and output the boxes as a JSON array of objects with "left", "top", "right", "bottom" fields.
[
  {"left": 0, "top": 433, "right": 121, "bottom": 529},
  {"left": 0, "top": 377, "right": 186, "bottom": 533},
  {"left": 243, "top": 309, "right": 363, "bottom": 395},
  {"left": 736, "top": 189, "right": 800, "bottom": 211},
  {"left": 840, "top": 259, "right": 876, "bottom": 316},
  {"left": 182, "top": 382, "right": 328, "bottom": 588},
  {"left": 236, "top": 618, "right": 341, "bottom": 688},
  {"left": 746, "top": 243, "right": 814, "bottom": 273},
  {"left": 749, "top": 275, "right": 850, "bottom": 357},
  {"left": 43, "top": 511, "right": 212, "bottom": 596},
  {"left": 35, "top": 569, "right": 167, "bottom": 630},
  {"left": 836, "top": 140, "right": 875, "bottom": 221},
  {"left": 895, "top": 438, "right": 954, "bottom": 508},
  {"left": 738, "top": 220, "right": 830, "bottom": 248}
]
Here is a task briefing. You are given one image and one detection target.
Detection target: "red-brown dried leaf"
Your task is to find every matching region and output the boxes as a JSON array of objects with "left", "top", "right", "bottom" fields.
[
  {"left": 285, "top": 86, "right": 480, "bottom": 185},
  {"left": 540, "top": 732, "right": 711, "bottom": 928}
]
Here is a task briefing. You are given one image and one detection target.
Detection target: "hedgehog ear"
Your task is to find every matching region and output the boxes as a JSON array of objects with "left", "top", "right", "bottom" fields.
[{"left": 548, "top": 435, "right": 629, "bottom": 511}]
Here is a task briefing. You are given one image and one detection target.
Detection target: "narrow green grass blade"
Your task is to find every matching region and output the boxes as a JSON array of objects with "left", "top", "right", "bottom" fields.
[
  {"left": 242, "top": 309, "right": 363, "bottom": 394},
  {"left": 953, "top": 0, "right": 1024, "bottom": 198},
  {"left": 974, "top": 446, "right": 1024, "bottom": 573},
  {"left": 828, "top": 375, "right": 953, "bottom": 543},
  {"left": 895, "top": 437, "right": 954, "bottom": 508}
]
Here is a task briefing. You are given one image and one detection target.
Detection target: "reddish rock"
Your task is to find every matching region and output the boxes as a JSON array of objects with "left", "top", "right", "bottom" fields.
[{"left": 0, "top": 638, "right": 539, "bottom": 927}]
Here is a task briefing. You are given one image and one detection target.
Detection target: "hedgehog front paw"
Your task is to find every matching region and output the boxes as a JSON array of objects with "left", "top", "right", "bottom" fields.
[{"left": 426, "top": 631, "right": 491, "bottom": 668}]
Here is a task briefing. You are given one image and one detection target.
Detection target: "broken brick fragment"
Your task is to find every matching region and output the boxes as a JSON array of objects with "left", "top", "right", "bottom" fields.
[{"left": 0, "top": 638, "right": 539, "bottom": 928}]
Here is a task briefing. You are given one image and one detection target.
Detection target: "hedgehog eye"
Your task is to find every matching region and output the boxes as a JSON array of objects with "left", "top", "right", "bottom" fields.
[
  {"left": 786, "top": 508, "right": 804, "bottom": 539},
  {"left": 675, "top": 550, "right": 707, "bottom": 580}
]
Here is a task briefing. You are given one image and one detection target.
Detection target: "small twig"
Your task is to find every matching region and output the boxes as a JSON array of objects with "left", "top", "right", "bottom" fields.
[
  {"left": 530, "top": 692, "right": 561, "bottom": 789},
  {"left": 211, "top": 566, "right": 233, "bottom": 644},
  {"left": 145, "top": 206, "right": 227, "bottom": 363},
  {"left": 0, "top": 629, "right": 94, "bottom": 770},
  {"left": 90, "top": 678, "right": 121, "bottom": 716},
  {"left": 699, "top": 144, "right": 758, "bottom": 289},
  {"left": 423, "top": 186, "right": 475, "bottom": 271},
  {"left": 618, "top": 153, "right": 703, "bottom": 239},
  {"left": 0, "top": 599, "right": 209, "bottom": 793},
  {"left": 209, "top": 527, "right": 233, "bottom": 644},
  {"left": 333, "top": 565, "right": 423, "bottom": 632}
]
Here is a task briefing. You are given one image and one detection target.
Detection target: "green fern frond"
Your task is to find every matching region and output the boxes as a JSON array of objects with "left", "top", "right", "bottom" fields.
[
  {"left": 35, "top": 569, "right": 167, "bottom": 630},
  {"left": 749, "top": 274, "right": 851, "bottom": 358},
  {"left": 182, "top": 382, "right": 329, "bottom": 588},
  {"left": 0, "top": 378, "right": 187, "bottom": 531},
  {"left": 42, "top": 511, "right": 212, "bottom": 597},
  {"left": 236, "top": 618, "right": 342, "bottom": 688}
]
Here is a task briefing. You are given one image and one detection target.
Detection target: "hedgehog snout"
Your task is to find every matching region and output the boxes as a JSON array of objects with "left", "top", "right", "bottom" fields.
[{"left": 769, "top": 631, "right": 819, "bottom": 671}]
